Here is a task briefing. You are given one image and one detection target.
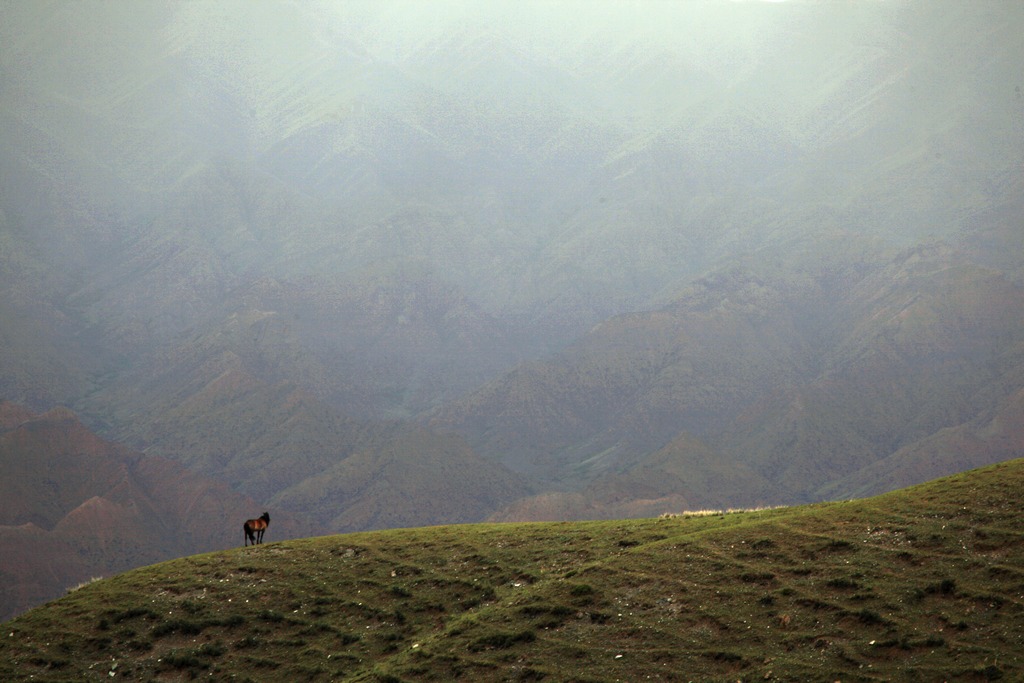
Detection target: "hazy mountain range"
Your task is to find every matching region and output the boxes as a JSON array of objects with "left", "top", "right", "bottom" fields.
[{"left": 1, "top": 0, "right": 1022, "bottom": 619}]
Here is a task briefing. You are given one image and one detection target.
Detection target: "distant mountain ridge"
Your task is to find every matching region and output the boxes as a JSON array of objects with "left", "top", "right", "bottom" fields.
[{"left": 432, "top": 238, "right": 1024, "bottom": 514}]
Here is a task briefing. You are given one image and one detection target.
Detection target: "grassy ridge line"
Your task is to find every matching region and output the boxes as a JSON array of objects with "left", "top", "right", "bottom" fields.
[{"left": 1, "top": 459, "right": 1022, "bottom": 682}]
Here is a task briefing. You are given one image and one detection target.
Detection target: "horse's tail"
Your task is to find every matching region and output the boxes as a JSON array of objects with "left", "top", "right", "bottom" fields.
[{"left": 243, "top": 523, "right": 248, "bottom": 546}]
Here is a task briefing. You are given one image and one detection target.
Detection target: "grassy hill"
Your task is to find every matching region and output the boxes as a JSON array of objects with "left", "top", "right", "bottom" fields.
[{"left": 2, "top": 459, "right": 1022, "bottom": 682}]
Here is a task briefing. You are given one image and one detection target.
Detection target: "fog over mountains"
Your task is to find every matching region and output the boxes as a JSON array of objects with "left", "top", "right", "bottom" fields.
[{"left": 2, "top": 1, "right": 1023, "bottom": 618}]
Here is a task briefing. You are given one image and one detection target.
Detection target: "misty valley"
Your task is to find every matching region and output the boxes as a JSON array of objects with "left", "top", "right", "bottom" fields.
[{"left": 2, "top": 0, "right": 1023, "bottom": 626}]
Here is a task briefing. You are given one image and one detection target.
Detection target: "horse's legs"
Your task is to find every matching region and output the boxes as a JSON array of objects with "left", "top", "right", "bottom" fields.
[{"left": 243, "top": 521, "right": 266, "bottom": 546}]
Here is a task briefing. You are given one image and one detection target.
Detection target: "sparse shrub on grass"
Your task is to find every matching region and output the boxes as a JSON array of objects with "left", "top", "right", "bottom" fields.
[
  {"left": 519, "top": 604, "right": 573, "bottom": 618},
  {"left": 295, "top": 663, "right": 330, "bottom": 679},
  {"left": 825, "top": 577, "right": 860, "bottom": 589},
  {"left": 258, "top": 609, "right": 285, "bottom": 623},
  {"left": 445, "top": 617, "right": 475, "bottom": 638},
  {"left": 979, "top": 593, "right": 1007, "bottom": 608},
  {"left": 372, "top": 629, "right": 407, "bottom": 654},
  {"left": 375, "top": 630, "right": 405, "bottom": 644},
  {"left": 215, "top": 613, "right": 245, "bottom": 628},
  {"left": 797, "top": 597, "right": 833, "bottom": 611},
  {"left": 457, "top": 596, "right": 484, "bottom": 611},
  {"left": 234, "top": 635, "right": 260, "bottom": 650},
  {"left": 159, "top": 649, "right": 208, "bottom": 672},
  {"left": 27, "top": 655, "right": 69, "bottom": 670},
  {"left": 328, "top": 650, "right": 362, "bottom": 664},
  {"left": 518, "top": 603, "right": 574, "bottom": 628},
  {"left": 976, "top": 664, "right": 1004, "bottom": 680},
  {"left": 126, "top": 638, "right": 153, "bottom": 652},
  {"left": 244, "top": 656, "right": 281, "bottom": 670},
  {"left": 512, "top": 666, "right": 547, "bottom": 681},
  {"left": 469, "top": 630, "right": 536, "bottom": 652},
  {"left": 926, "top": 578, "right": 957, "bottom": 595},
  {"left": 856, "top": 608, "right": 886, "bottom": 625},
  {"left": 299, "top": 620, "right": 339, "bottom": 636},
  {"left": 708, "top": 650, "right": 743, "bottom": 662},
  {"left": 896, "top": 550, "right": 920, "bottom": 565},
  {"left": 300, "top": 645, "right": 329, "bottom": 660},
  {"left": 338, "top": 632, "right": 362, "bottom": 646},
  {"left": 84, "top": 635, "right": 112, "bottom": 650},
  {"left": 180, "top": 599, "right": 205, "bottom": 614},
  {"left": 389, "top": 584, "right": 412, "bottom": 597},
  {"left": 739, "top": 571, "right": 775, "bottom": 584},
  {"left": 410, "top": 599, "right": 447, "bottom": 614},
  {"left": 104, "top": 606, "right": 157, "bottom": 626},
  {"left": 151, "top": 618, "right": 204, "bottom": 638},
  {"left": 197, "top": 641, "right": 227, "bottom": 657},
  {"left": 514, "top": 572, "right": 540, "bottom": 585},
  {"left": 273, "top": 637, "right": 309, "bottom": 648}
]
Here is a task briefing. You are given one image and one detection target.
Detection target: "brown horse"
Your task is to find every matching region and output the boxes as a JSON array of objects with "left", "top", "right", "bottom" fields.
[{"left": 243, "top": 512, "right": 270, "bottom": 546}]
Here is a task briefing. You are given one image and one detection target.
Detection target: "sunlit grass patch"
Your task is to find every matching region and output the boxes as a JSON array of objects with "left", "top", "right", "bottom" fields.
[
  {"left": 66, "top": 576, "right": 104, "bottom": 594},
  {"left": 660, "top": 504, "right": 789, "bottom": 518}
]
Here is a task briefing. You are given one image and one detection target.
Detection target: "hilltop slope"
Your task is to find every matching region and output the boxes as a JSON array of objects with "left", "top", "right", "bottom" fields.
[{"left": 2, "top": 459, "right": 1022, "bottom": 681}]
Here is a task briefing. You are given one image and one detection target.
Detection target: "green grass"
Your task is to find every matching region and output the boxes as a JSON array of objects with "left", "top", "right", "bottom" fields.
[{"left": 2, "top": 459, "right": 1023, "bottom": 682}]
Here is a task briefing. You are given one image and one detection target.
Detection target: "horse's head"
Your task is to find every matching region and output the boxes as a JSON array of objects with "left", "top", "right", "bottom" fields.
[{"left": 261, "top": 512, "right": 270, "bottom": 523}]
